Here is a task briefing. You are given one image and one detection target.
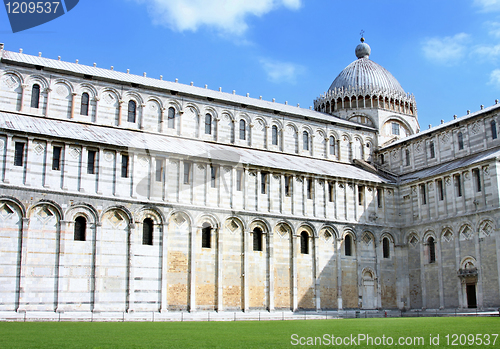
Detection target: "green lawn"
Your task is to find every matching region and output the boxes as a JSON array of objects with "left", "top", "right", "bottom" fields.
[{"left": 0, "top": 317, "right": 498, "bottom": 348}]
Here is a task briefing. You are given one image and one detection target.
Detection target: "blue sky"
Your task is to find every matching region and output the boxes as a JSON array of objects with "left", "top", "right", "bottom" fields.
[{"left": 1, "top": 0, "right": 500, "bottom": 130}]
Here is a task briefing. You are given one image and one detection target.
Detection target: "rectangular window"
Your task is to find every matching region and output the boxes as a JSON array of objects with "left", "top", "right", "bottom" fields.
[
  {"left": 454, "top": 174, "right": 462, "bottom": 197},
  {"left": 87, "top": 150, "right": 96, "bottom": 174},
  {"left": 420, "top": 184, "right": 427, "bottom": 205},
  {"left": 261, "top": 172, "right": 268, "bottom": 194},
  {"left": 358, "top": 185, "right": 364, "bottom": 206},
  {"left": 14, "top": 142, "right": 25, "bottom": 167},
  {"left": 473, "top": 168, "right": 481, "bottom": 192},
  {"left": 183, "top": 162, "right": 191, "bottom": 184},
  {"left": 437, "top": 179, "right": 444, "bottom": 201},
  {"left": 377, "top": 188, "right": 383, "bottom": 208},
  {"left": 380, "top": 154, "right": 385, "bottom": 164},
  {"left": 285, "top": 175, "right": 292, "bottom": 197},
  {"left": 121, "top": 154, "right": 129, "bottom": 178},
  {"left": 211, "top": 165, "right": 217, "bottom": 188},
  {"left": 429, "top": 141, "right": 435, "bottom": 159},
  {"left": 236, "top": 169, "right": 243, "bottom": 191},
  {"left": 155, "top": 158, "right": 164, "bottom": 182},
  {"left": 52, "top": 146, "right": 62, "bottom": 170},
  {"left": 307, "top": 178, "right": 313, "bottom": 200},
  {"left": 392, "top": 122, "right": 400, "bottom": 135},
  {"left": 405, "top": 149, "right": 410, "bottom": 166},
  {"left": 328, "top": 182, "right": 334, "bottom": 202}
]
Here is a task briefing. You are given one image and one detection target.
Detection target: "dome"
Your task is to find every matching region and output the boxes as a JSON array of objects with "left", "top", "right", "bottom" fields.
[{"left": 328, "top": 39, "right": 406, "bottom": 96}]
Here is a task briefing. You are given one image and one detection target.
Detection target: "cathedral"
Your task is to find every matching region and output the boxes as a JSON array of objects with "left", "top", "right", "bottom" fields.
[{"left": 0, "top": 37, "right": 498, "bottom": 314}]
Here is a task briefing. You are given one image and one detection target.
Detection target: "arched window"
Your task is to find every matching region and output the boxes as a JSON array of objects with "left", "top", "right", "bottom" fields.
[
  {"left": 128, "top": 100, "right": 136, "bottom": 123},
  {"left": 329, "top": 136, "right": 335, "bottom": 155},
  {"left": 205, "top": 113, "right": 212, "bottom": 135},
  {"left": 31, "top": 84, "right": 40, "bottom": 108},
  {"left": 80, "top": 92, "right": 89, "bottom": 116},
  {"left": 202, "top": 223, "right": 211, "bottom": 248},
  {"left": 168, "top": 107, "right": 176, "bottom": 129},
  {"left": 428, "top": 237, "right": 436, "bottom": 263},
  {"left": 74, "top": 216, "right": 86, "bottom": 241},
  {"left": 272, "top": 125, "right": 278, "bottom": 145},
  {"left": 303, "top": 131, "right": 309, "bottom": 151},
  {"left": 383, "top": 237, "right": 390, "bottom": 258},
  {"left": 142, "top": 218, "right": 153, "bottom": 245},
  {"left": 300, "top": 231, "right": 309, "bottom": 254},
  {"left": 253, "top": 227, "right": 263, "bottom": 251},
  {"left": 344, "top": 234, "right": 352, "bottom": 256},
  {"left": 457, "top": 132, "right": 464, "bottom": 150},
  {"left": 239, "top": 119, "right": 246, "bottom": 140},
  {"left": 491, "top": 120, "right": 497, "bottom": 140}
]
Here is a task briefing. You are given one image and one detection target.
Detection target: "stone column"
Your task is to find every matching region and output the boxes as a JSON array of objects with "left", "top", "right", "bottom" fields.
[
  {"left": 43, "top": 87, "right": 52, "bottom": 117},
  {"left": 127, "top": 223, "right": 136, "bottom": 312},
  {"left": 3, "top": 135, "right": 13, "bottom": 184},
  {"left": 160, "top": 223, "right": 169, "bottom": 313},
  {"left": 336, "top": 238, "right": 343, "bottom": 310},
  {"left": 61, "top": 144, "right": 70, "bottom": 191},
  {"left": 117, "top": 100, "right": 124, "bottom": 126},
  {"left": 96, "top": 148, "right": 103, "bottom": 195},
  {"left": 90, "top": 223, "right": 101, "bottom": 312},
  {"left": 268, "top": 230, "right": 274, "bottom": 312},
  {"left": 217, "top": 226, "right": 223, "bottom": 311},
  {"left": 292, "top": 233, "right": 298, "bottom": 311},
  {"left": 15, "top": 218, "right": 29, "bottom": 312},
  {"left": 189, "top": 224, "right": 196, "bottom": 312},
  {"left": 93, "top": 97, "right": 100, "bottom": 123},
  {"left": 139, "top": 104, "right": 146, "bottom": 129},
  {"left": 419, "top": 240, "right": 426, "bottom": 309},
  {"left": 70, "top": 92, "right": 77, "bottom": 119},
  {"left": 243, "top": 230, "right": 249, "bottom": 312},
  {"left": 43, "top": 141, "right": 53, "bottom": 188},
  {"left": 314, "top": 236, "right": 321, "bottom": 311},
  {"left": 437, "top": 237, "right": 444, "bottom": 309},
  {"left": 19, "top": 84, "right": 28, "bottom": 112},
  {"left": 474, "top": 229, "right": 484, "bottom": 309},
  {"left": 55, "top": 220, "right": 68, "bottom": 312},
  {"left": 24, "top": 138, "right": 33, "bottom": 187}
]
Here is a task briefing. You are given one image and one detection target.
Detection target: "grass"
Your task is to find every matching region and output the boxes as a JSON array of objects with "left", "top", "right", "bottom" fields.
[{"left": 0, "top": 317, "right": 498, "bottom": 348}]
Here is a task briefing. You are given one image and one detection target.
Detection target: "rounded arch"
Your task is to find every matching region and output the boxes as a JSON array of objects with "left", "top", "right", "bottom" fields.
[
  {"left": 341, "top": 132, "right": 352, "bottom": 143},
  {"left": 135, "top": 205, "right": 165, "bottom": 226},
  {"left": 423, "top": 229, "right": 437, "bottom": 241},
  {"left": 224, "top": 215, "right": 246, "bottom": 232},
  {"left": 296, "top": 222, "right": 316, "bottom": 237},
  {"left": 196, "top": 212, "right": 221, "bottom": 230},
  {"left": 270, "top": 118, "right": 283, "bottom": 130},
  {"left": 27, "top": 200, "right": 63, "bottom": 221},
  {"left": 238, "top": 112, "right": 251, "bottom": 124},
  {"left": 381, "top": 115, "right": 414, "bottom": 136},
  {"left": 477, "top": 217, "right": 496, "bottom": 231},
  {"left": 52, "top": 78, "right": 75, "bottom": 94},
  {"left": 26, "top": 74, "right": 49, "bottom": 89},
  {"left": 342, "top": 227, "right": 357, "bottom": 241},
  {"left": 328, "top": 130, "right": 340, "bottom": 140},
  {"left": 362, "top": 267, "right": 376, "bottom": 280},
  {"left": 77, "top": 83, "right": 98, "bottom": 98},
  {"left": 315, "top": 128, "right": 326, "bottom": 139},
  {"left": 220, "top": 110, "right": 235, "bottom": 122},
  {"left": 0, "top": 196, "right": 26, "bottom": 218},
  {"left": 65, "top": 202, "right": 98, "bottom": 223},
  {"left": 460, "top": 256, "right": 477, "bottom": 269},
  {"left": 285, "top": 122, "right": 298, "bottom": 134},
  {"left": 249, "top": 218, "right": 271, "bottom": 234},
  {"left": 406, "top": 231, "right": 420, "bottom": 246},
  {"left": 203, "top": 106, "right": 219, "bottom": 120},
  {"left": 301, "top": 124, "right": 313, "bottom": 136},
  {"left": 146, "top": 96, "right": 164, "bottom": 109},
  {"left": 167, "top": 209, "right": 194, "bottom": 227},
  {"left": 98, "top": 87, "right": 121, "bottom": 101},
  {"left": 166, "top": 98, "right": 182, "bottom": 113},
  {"left": 380, "top": 231, "right": 395, "bottom": 244},
  {"left": 100, "top": 205, "right": 134, "bottom": 224},
  {"left": 459, "top": 223, "right": 474, "bottom": 235},
  {"left": 253, "top": 115, "right": 268, "bottom": 128},
  {"left": 123, "top": 91, "right": 144, "bottom": 105},
  {"left": 1, "top": 70, "right": 24, "bottom": 86},
  {"left": 319, "top": 224, "right": 339, "bottom": 240},
  {"left": 184, "top": 102, "right": 200, "bottom": 116}
]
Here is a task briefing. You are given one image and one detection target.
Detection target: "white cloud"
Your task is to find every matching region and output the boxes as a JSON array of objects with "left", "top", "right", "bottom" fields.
[
  {"left": 259, "top": 58, "right": 304, "bottom": 84},
  {"left": 486, "top": 21, "right": 500, "bottom": 37},
  {"left": 134, "top": 0, "right": 302, "bottom": 35},
  {"left": 473, "top": 0, "right": 500, "bottom": 12},
  {"left": 421, "top": 33, "right": 470, "bottom": 65},
  {"left": 472, "top": 44, "right": 500, "bottom": 61},
  {"left": 489, "top": 69, "right": 500, "bottom": 86}
]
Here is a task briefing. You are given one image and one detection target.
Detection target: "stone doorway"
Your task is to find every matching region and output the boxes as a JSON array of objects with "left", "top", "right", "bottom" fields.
[
  {"left": 361, "top": 269, "right": 376, "bottom": 309},
  {"left": 466, "top": 284, "right": 477, "bottom": 308}
]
